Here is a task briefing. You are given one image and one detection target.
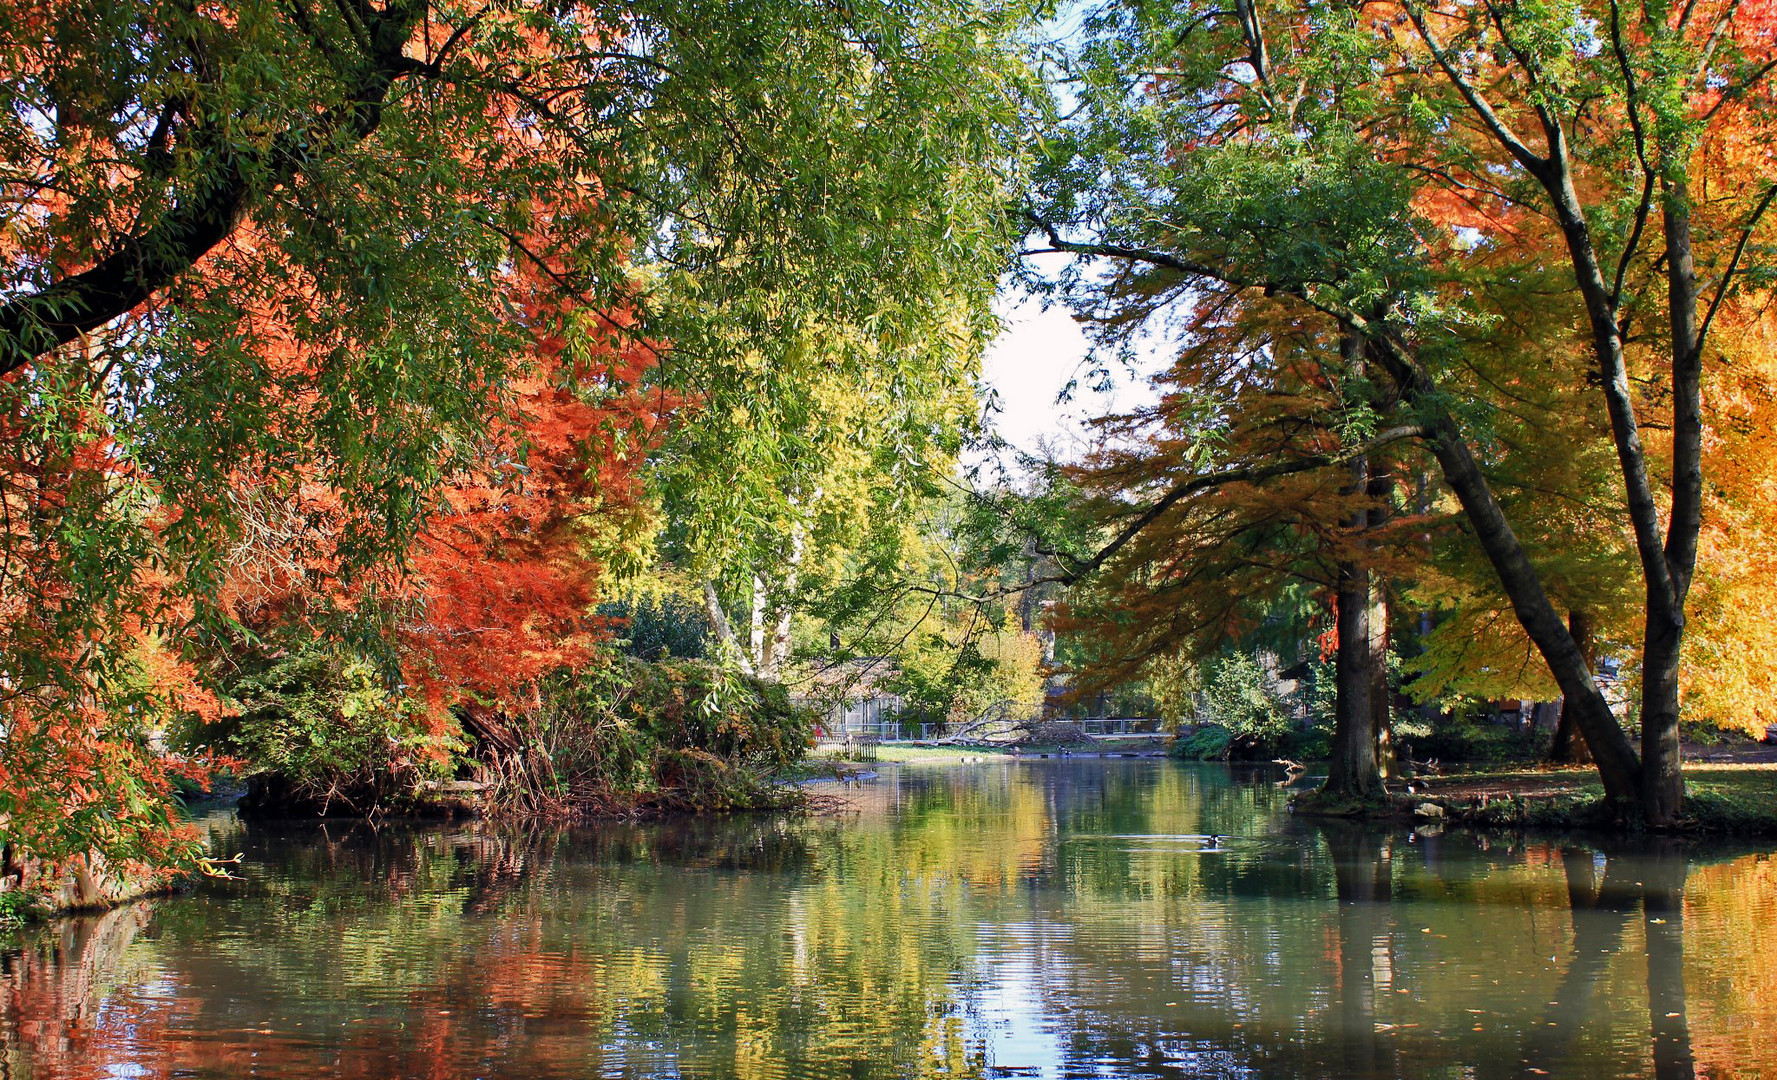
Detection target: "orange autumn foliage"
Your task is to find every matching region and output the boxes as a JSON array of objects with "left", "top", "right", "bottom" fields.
[
  {"left": 216, "top": 263, "right": 677, "bottom": 741},
  {"left": 398, "top": 301, "right": 673, "bottom": 718},
  {"left": 1, "top": 370, "right": 226, "bottom": 886}
]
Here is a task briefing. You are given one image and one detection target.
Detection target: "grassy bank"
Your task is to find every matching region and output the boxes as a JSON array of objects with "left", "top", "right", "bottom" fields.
[{"left": 1297, "top": 763, "right": 1777, "bottom": 836}]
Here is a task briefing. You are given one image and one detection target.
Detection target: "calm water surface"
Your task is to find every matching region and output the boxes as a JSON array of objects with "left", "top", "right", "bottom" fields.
[{"left": 3, "top": 761, "right": 1775, "bottom": 1079}]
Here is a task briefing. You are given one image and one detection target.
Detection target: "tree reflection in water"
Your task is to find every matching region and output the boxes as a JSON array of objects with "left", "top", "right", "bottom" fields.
[
  {"left": 1, "top": 762, "right": 1771, "bottom": 1080},
  {"left": 1323, "top": 823, "right": 1394, "bottom": 1078}
]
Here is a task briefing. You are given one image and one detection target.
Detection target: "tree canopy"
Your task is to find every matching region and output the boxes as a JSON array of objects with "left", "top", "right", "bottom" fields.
[
  {"left": 1022, "top": 0, "right": 1777, "bottom": 821},
  {"left": 1, "top": 0, "right": 1037, "bottom": 875}
]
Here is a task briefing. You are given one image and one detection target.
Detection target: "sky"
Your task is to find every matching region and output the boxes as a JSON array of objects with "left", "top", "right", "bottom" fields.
[{"left": 975, "top": 285, "right": 1165, "bottom": 474}]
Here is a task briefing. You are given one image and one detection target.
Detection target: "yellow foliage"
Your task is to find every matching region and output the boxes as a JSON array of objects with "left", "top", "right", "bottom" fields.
[{"left": 1682, "top": 301, "right": 1777, "bottom": 736}]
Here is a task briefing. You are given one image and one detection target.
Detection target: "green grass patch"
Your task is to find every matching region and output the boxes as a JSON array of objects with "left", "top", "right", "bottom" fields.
[
  {"left": 1380, "top": 763, "right": 1777, "bottom": 835},
  {"left": 873, "top": 744, "right": 1015, "bottom": 764},
  {"left": 1675, "top": 766, "right": 1777, "bottom": 833}
]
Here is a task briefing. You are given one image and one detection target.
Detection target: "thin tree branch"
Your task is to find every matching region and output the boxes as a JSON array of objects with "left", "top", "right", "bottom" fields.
[
  {"left": 1050, "top": 425, "right": 1426, "bottom": 587},
  {"left": 1698, "top": 183, "right": 1777, "bottom": 353}
]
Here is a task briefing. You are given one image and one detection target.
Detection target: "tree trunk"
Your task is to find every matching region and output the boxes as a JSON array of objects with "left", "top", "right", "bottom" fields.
[
  {"left": 1367, "top": 463, "right": 1396, "bottom": 780},
  {"left": 1641, "top": 614, "right": 1686, "bottom": 827},
  {"left": 1357, "top": 40, "right": 1703, "bottom": 820},
  {"left": 1529, "top": 126, "right": 1700, "bottom": 827},
  {"left": 1640, "top": 171, "right": 1703, "bottom": 829},
  {"left": 762, "top": 522, "right": 806, "bottom": 683},
  {"left": 1550, "top": 610, "right": 1596, "bottom": 765},
  {"left": 749, "top": 573, "right": 768, "bottom": 674},
  {"left": 1325, "top": 455, "right": 1390, "bottom": 800},
  {"left": 702, "top": 583, "right": 756, "bottom": 677},
  {"left": 1372, "top": 587, "right": 1394, "bottom": 781},
  {"left": 1368, "top": 337, "right": 1643, "bottom": 805},
  {"left": 1327, "top": 558, "right": 1384, "bottom": 799}
]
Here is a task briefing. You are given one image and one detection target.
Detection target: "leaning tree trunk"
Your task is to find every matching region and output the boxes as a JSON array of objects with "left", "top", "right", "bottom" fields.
[
  {"left": 1405, "top": 0, "right": 1709, "bottom": 828},
  {"left": 1550, "top": 610, "right": 1597, "bottom": 765},
  {"left": 1368, "top": 336, "right": 1644, "bottom": 805},
  {"left": 702, "top": 582, "right": 756, "bottom": 678}
]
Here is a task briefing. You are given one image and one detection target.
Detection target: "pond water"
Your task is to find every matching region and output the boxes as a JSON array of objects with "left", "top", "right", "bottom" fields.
[{"left": 3, "top": 760, "right": 1775, "bottom": 1079}]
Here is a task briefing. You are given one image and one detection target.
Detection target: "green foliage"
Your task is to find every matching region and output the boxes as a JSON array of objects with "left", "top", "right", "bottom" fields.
[
  {"left": 1141, "top": 653, "right": 1201, "bottom": 730},
  {"left": 634, "top": 1, "right": 1039, "bottom": 660},
  {"left": 197, "top": 643, "right": 458, "bottom": 815},
  {"left": 1678, "top": 720, "right": 1740, "bottom": 749},
  {"left": 597, "top": 595, "right": 711, "bottom": 662},
  {"left": 0, "top": 890, "right": 43, "bottom": 934},
  {"left": 1165, "top": 654, "right": 1300, "bottom": 759},
  {"left": 1194, "top": 654, "right": 1296, "bottom": 747},
  {"left": 1414, "top": 717, "right": 1546, "bottom": 765},
  {"left": 887, "top": 627, "right": 1045, "bottom": 727},
  {"left": 1282, "top": 721, "right": 1333, "bottom": 762},
  {"left": 1171, "top": 725, "right": 1235, "bottom": 761},
  {"left": 1304, "top": 657, "right": 1338, "bottom": 729},
  {"left": 1, "top": 0, "right": 1039, "bottom": 871},
  {"left": 491, "top": 658, "right": 814, "bottom": 814}
]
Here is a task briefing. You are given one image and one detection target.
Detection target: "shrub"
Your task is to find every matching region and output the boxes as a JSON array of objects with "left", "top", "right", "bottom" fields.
[
  {"left": 1282, "top": 719, "right": 1333, "bottom": 761},
  {"left": 1171, "top": 724, "right": 1235, "bottom": 760},
  {"left": 1195, "top": 654, "right": 1295, "bottom": 755},
  {"left": 596, "top": 594, "right": 711, "bottom": 661},
  {"left": 196, "top": 642, "right": 458, "bottom": 815},
  {"left": 479, "top": 657, "right": 815, "bottom": 816},
  {"left": 1415, "top": 717, "right": 1545, "bottom": 764},
  {"left": 0, "top": 890, "right": 43, "bottom": 933}
]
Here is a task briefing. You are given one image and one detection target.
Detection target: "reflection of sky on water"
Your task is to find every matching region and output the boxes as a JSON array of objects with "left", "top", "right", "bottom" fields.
[{"left": 3, "top": 760, "right": 1776, "bottom": 1080}]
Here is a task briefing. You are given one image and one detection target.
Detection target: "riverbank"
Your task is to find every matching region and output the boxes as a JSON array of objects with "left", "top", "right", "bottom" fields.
[{"left": 1297, "top": 762, "right": 1777, "bottom": 836}]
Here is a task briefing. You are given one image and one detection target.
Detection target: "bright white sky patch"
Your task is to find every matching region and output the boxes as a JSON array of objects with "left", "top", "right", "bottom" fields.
[{"left": 976, "top": 285, "right": 1167, "bottom": 473}]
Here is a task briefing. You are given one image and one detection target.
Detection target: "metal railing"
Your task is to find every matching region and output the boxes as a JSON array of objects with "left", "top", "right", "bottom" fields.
[
  {"left": 814, "top": 733, "right": 880, "bottom": 762},
  {"left": 820, "top": 717, "right": 1166, "bottom": 743},
  {"left": 1076, "top": 718, "right": 1164, "bottom": 737}
]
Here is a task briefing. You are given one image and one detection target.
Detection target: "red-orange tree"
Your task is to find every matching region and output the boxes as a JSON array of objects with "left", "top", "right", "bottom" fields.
[{"left": 2, "top": 0, "right": 1034, "bottom": 874}]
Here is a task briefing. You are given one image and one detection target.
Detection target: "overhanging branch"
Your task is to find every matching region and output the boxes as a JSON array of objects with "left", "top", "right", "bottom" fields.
[{"left": 1049, "top": 424, "right": 1427, "bottom": 587}]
